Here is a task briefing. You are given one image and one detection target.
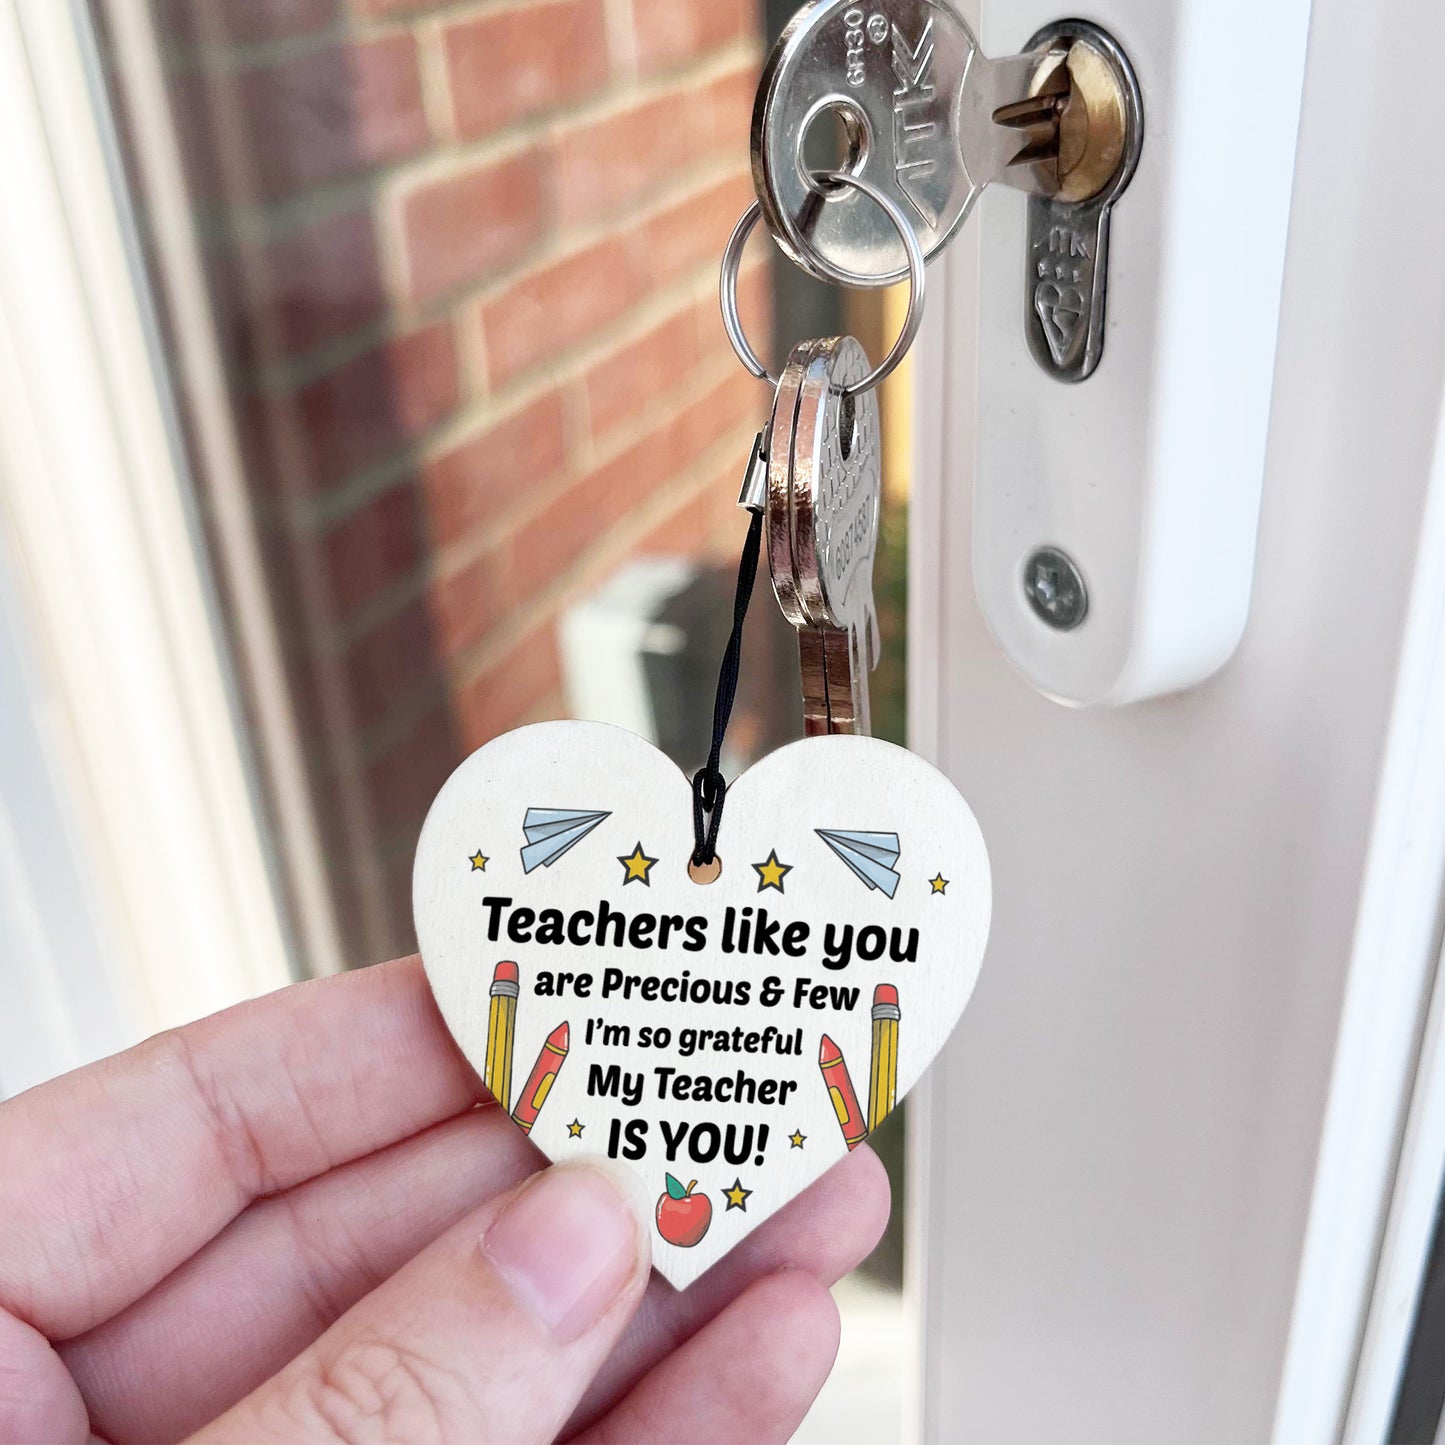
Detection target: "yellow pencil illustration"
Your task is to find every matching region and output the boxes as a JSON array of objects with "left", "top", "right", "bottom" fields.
[
  {"left": 485, "top": 961, "right": 519, "bottom": 1112},
  {"left": 868, "top": 984, "right": 900, "bottom": 1132}
]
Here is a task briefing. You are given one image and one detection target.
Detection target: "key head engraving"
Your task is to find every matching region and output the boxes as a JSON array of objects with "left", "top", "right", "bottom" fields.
[{"left": 752, "top": 0, "right": 981, "bottom": 286}]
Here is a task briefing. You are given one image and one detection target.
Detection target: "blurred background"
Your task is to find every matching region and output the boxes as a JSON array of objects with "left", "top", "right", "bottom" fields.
[{"left": 0, "top": 0, "right": 913, "bottom": 1437}]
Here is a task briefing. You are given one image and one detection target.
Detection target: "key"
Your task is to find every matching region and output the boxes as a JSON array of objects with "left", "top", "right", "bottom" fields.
[
  {"left": 752, "top": 0, "right": 1128, "bottom": 288},
  {"left": 765, "top": 335, "right": 881, "bottom": 736}
]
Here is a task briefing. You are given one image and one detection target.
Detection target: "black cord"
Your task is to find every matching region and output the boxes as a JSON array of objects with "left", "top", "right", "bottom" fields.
[{"left": 691, "top": 509, "right": 764, "bottom": 866}]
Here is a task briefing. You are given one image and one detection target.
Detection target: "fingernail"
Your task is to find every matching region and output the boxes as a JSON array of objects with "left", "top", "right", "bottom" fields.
[{"left": 482, "top": 1163, "right": 645, "bottom": 1341}]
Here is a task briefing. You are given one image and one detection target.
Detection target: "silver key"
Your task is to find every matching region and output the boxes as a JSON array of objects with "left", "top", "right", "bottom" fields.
[
  {"left": 753, "top": 0, "right": 1071, "bottom": 287},
  {"left": 766, "top": 335, "right": 881, "bottom": 736}
]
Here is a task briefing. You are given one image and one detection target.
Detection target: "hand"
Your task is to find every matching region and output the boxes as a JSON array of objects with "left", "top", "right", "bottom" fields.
[{"left": 0, "top": 957, "right": 889, "bottom": 1442}]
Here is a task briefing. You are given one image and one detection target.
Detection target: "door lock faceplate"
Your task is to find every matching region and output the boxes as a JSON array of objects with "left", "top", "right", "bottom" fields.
[
  {"left": 750, "top": 0, "right": 1140, "bottom": 386},
  {"left": 1019, "top": 22, "right": 1142, "bottom": 381}
]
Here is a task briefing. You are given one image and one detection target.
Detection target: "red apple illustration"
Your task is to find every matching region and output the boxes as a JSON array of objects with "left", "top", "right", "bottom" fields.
[{"left": 655, "top": 1173, "right": 711, "bottom": 1247}]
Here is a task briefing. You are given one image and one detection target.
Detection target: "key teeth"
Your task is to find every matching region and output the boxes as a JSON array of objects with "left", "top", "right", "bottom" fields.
[{"left": 991, "top": 93, "right": 1063, "bottom": 131}]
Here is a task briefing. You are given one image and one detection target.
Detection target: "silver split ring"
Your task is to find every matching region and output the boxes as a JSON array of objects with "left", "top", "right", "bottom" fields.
[{"left": 718, "top": 169, "right": 926, "bottom": 396}]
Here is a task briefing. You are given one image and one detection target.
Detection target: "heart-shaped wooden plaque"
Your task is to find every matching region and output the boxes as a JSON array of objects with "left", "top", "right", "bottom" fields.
[{"left": 414, "top": 721, "right": 989, "bottom": 1287}]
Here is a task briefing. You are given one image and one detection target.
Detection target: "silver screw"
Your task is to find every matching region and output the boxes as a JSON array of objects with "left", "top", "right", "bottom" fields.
[{"left": 1024, "top": 547, "right": 1088, "bottom": 630}]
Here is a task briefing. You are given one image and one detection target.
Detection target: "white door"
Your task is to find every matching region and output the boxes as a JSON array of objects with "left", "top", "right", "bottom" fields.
[{"left": 909, "top": 0, "right": 1445, "bottom": 1439}]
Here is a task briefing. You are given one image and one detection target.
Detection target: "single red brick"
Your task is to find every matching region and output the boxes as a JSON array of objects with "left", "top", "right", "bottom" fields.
[
  {"left": 704, "top": 257, "right": 772, "bottom": 368},
  {"left": 221, "top": 210, "right": 385, "bottom": 364},
  {"left": 322, "top": 483, "right": 428, "bottom": 616},
  {"left": 238, "top": 36, "right": 428, "bottom": 200},
  {"left": 583, "top": 303, "right": 702, "bottom": 441},
  {"left": 428, "top": 543, "right": 513, "bottom": 659},
  {"left": 693, "top": 63, "right": 758, "bottom": 156},
  {"left": 668, "top": 368, "right": 766, "bottom": 460},
  {"left": 404, "top": 151, "right": 548, "bottom": 306},
  {"left": 551, "top": 91, "right": 697, "bottom": 228},
  {"left": 630, "top": 0, "right": 751, "bottom": 75},
  {"left": 445, "top": 0, "right": 610, "bottom": 141},
  {"left": 505, "top": 482, "right": 610, "bottom": 597},
  {"left": 507, "top": 421, "right": 674, "bottom": 593},
  {"left": 364, "top": 702, "right": 464, "bottom": 827},
  {"left": 645, "top": 169, "right": 754, "bottom": 286},
  {"left": 421, "top": 389, "right": 569, "bottom": 546},
  {"left": 456, "top": 625, "right": 563, "bottom": 748},
  {"left": 704, "top": 454, "right": 753, "bottom": 551},
  {"left": 480, "top": 232, "right": 646, "bottom": 388},
  {"left": 346, "top": 597, "right": 446, "bottom": 733},
  {"left": 634, "top": 451, "right": 749, "bottom": 561},
  {"left": 634, "top": 484, "right": 712, "bottom": 557},
  {"left": 294, "top": 323, "right": 460, "bottom": 489}
]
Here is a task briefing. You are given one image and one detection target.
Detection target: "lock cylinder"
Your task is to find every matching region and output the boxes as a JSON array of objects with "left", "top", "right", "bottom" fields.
[{"left": 1031, "top": 37, "right": 1133, "bottom": 203}]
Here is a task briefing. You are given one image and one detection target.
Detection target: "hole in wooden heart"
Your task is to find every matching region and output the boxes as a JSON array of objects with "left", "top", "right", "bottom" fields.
[{"left": 688, "top": 856, "right": 723, "bottom": 885}]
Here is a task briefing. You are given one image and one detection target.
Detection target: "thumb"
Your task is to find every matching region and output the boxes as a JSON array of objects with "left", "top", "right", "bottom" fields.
[{"left": 192, "top": 1161, "right": 652, "bottom": 1444}]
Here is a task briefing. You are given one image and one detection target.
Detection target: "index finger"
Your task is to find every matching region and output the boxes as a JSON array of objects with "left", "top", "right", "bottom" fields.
[{"left": 0, "top": 957, "right": 484, "bottom": 1341}]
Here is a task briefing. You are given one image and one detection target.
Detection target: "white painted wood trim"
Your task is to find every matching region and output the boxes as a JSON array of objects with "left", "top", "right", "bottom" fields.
[{"left": 0, "top": 0, "right": 294, "bottom": 1038}]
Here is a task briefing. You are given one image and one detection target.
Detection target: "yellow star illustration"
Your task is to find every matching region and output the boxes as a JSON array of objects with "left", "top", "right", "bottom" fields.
[
  {"left": 723, "top": 1177, "right": 752, "bottom": 1211},
  {"left": 930, "top": 873, "right": 949, "bottom": 895},
  {"left": 567, "top": 1119, "right": 584, "bottom": 1139},
  {"left": 752, "top": 849, "right": 792, "bottom": 893},
  {"left": 469, "top": 850, "right": 489, "bottom": 872},
  {"left": 619, "top": 842, "right": 657, "bottom": 886},
  {"left": 789, "top": 1129, "right": 806, "bottom": 1149}
]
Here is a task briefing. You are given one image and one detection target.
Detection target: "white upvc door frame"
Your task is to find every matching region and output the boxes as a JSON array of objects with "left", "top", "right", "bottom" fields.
[
  {"left": 1332, "top": 410, "right": 1445, "bottom": 1440},
  {"left": 905, "top": 0, "right": 1445, "bottom": 1437},
  {"left": 0, "top": 0, "right": 302, "bottom": 1079}
]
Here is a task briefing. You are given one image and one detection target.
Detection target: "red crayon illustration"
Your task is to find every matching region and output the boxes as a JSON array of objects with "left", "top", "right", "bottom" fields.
[
  {"left": 819, "top": 1033, "right": 868, "bottom": 1150},
  {"left": 511, "top": 1021, "right": 569, "bottom": 1135}
]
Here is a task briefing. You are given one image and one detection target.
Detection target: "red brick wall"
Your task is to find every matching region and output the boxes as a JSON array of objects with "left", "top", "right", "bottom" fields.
[{"left": 158, "top": 0, "right": 771, "bottom": 965}]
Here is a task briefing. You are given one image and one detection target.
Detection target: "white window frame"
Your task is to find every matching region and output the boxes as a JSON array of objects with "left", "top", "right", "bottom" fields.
[{"left": 0, "top": 0, "right": 329, "bottom": 1082}]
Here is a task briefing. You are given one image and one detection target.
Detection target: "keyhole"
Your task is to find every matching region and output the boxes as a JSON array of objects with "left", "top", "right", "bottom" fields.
[{"left": 799, "top": 99, "right": 870, "bottom": 193}]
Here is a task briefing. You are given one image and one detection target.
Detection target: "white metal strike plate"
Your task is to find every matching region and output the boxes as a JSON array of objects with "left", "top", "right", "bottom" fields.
[{"left": 973, "top": 0, "right": 1312, "bottom": 706}]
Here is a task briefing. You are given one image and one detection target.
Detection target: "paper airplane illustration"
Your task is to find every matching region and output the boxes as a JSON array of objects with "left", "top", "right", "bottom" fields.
[
  {"left": 816, "top": 830, "right": 901, "bottom": 898},
  {"left": 521, "top": 808, "right": 611, "bottom": 873}
]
